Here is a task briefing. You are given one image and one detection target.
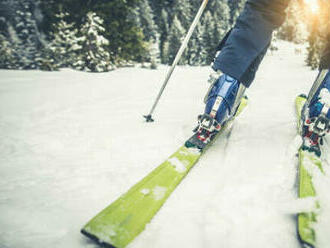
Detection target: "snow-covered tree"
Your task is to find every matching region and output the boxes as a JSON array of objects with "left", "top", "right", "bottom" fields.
[
  {"left": 159, "top": 9, "right": 170, "bottom": 63},
  {"left": 306, "top": 37, "right": 322, "bottom": 70},
  {"left": 166, "top": 16, "right": 187, "bottom": 65},
  {"left": 0, "top": 34, "right": 17, "bottom": 69},
  {"left": 74, "top": 12, "right": 113, "bottom": 72},
  {"left": 162, "top": 40, "right": 170, "bottom": 65},
  {"left": 148, "top": 34, "right": 161, "bottom": 69},
  {"left": 156, "top": 0, "right": 232, "bottom": 66},
  {"left": 0, "top": 16, "right": 7, "bottom": 36},
  {"left": 212, "top": 0, "right": 231, "bottom": 40},
  {"left": 171, "top": 0, "right": 192, "bottom": 31},
  {"left": 202, "top": 11, "right": 217, "bottom": 64},
  {"left": 210, "top": 0, "right": 231, "bottom": 30},
  {"left": 130, "top": 0, "right": 159, "bottom": 67},
  {"left": 12, "top": 0, "right": 42, "bottom": 69},
  {"left": 135, "top": 0, "right": 158, "bottom": 42},
  {"left": 228, "top": 0, "right": 246, "bottom": 24},
  {"left": 37, "top": 44, "right": 59, "bottom": 71},
  {"left": 48, "top": 12, "right": 82, "bottom": 68},
  {"left": 303, "top": 0, "right": 328, "bottom": 69},
  {"left": 187, "top": 22, "right": 207, "bottom": 65},
  {"left": 277, "top": 1, "right": 307, "bottom": 43},
  {"left": 306, "top": 16, "right": 322, "bottom": 70},
  {"left": 185, "top": 0, "right": 231, "bottom": 65}
]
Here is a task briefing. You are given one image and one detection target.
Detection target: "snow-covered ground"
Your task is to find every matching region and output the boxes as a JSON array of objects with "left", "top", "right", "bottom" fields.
[{"left": 0, "top": 41, "right": 329, "bottom": 248}]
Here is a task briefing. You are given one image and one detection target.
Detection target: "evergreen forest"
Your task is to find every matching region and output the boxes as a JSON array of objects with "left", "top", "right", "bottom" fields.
[{"left": 0, "top": 0, "right": 328, "bottom": 72}]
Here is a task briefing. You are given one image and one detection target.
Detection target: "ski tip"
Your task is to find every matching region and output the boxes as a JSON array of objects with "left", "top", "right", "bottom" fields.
[
  {"left": 143, "top": 114, "right": 154, "bottom": 122},
  {"left": 81, "top": 229, "right": 117, "bottom": 248}
]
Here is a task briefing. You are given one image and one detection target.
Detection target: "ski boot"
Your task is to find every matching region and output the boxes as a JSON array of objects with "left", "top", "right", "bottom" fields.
[
  {"left": 302, "top": 71, "right": 330, "bottom": 157},
  {"left": 186, "top": 72, "right": 245, "bottom": 150}
]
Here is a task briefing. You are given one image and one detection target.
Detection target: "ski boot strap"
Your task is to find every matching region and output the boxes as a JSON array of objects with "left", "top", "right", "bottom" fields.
[
  {"left": 195, "top": 114, "right": 221, "bottom": 133},
  {"left": 305, "top": 104, "right": 330, "bottom": 137}
]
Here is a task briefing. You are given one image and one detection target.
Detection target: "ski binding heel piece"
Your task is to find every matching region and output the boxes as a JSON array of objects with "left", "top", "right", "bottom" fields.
[
  {"left": 307, "top": 103, "right": 330, "bottom": 137},
  {"left": 196, "top": 114, "right": 221, "bottom": 133}
]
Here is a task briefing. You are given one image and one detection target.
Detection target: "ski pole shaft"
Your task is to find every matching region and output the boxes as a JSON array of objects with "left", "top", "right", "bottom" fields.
[
  {"left": 144, "top": 0, "right": 209, "bottom": 122},
  {"left": 306, "top": 69, "right": 328, "bottom": 106}
]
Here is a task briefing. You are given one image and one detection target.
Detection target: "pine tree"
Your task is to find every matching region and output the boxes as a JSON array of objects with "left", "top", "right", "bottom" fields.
[
  {"left": 38, "top": 44, "right": 59, "bottom": 71},
  {"left": 13, "top": 0, "right": 42, "bottom": 69},
  {"left": 0, "top": 16, "right": 7, "bottom": 37},
  {"left": 159, "top": 0, "right": 192, "bottom": 64},
  {"left": 210, "top": 0, "right": 231, "bottom": 28},
  {"left": 187, "top": 22, "right": 207, "bottom": 65},
  {"left": 149, "top": 37, "right": 160, "bottom": 69},
  {"left": 202, "top": 11, "right": 217, "bottom": 64},
  {"left": 157, "top": 0, "right": 232, "bottom": 66},
  {"left": 304, "top": 0, "right": 328, "bottom": 69},
  {"left": 211, "top": 0, "right": 231, "bottom": 37},
  {"left": 166, "top": 16, "right": 187, "bottom": 65},
  {"left": 135, "top": 0, "right": 157, "bottom": 42},
  {"left": 190, "top": 0, "right": 202, "bottom": 11},
  {"left": 277, "top": 1, "right": 307, "bottom": 43},
  {"left": 96, "top": 0, "right": 147, "bottom": 63},
  {"left": 162, "top": 40, "right": 170, "bottom": 65},
  {"left": 148, "top": 0, "right": 171, "bottom": 22},
  {"left": 306, "top": 16, "right": 322, "bottom": 70},
  {"left": 40, "top": 0, "right": 147, "bottom": 64},
  {"left": 74, "top": 12, "right": 113, "bottom": 72},
  {"left": 228, "top": 0, "right": 246, "bottom": 24},
  {"left": 306, "top": 37, "right": 321, "bottom": 70},
  {"left": 49, "top": 12, "right": 82, "bottom": 68},
  {"left": 171, "top": 0, "right": 192, "bottom": 30},
  {"left": 131, "top": 0, "right": 159, "bottom": 67},
  {"left": 0, "top": 34, "right": 16, "bottom": 69},
  {"left": 159, "top": 9, "right": 170, "bottom": 63}
]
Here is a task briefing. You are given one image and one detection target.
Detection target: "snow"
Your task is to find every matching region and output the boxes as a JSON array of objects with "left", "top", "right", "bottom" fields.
[
  {"left": 168, "top": 157, "right": 187, "bottom": 173},
  {"left": 141, "top": 188, "right": 151, "bottom": 195},
  {"left": 152, "top": 186, "right": 167, "bottom": 201},
  {"left": 0, "top": 41, "right": 329, "bottom": 248},
  {"left": 140, "top": 186, "right": 167, "bottom": 200}
]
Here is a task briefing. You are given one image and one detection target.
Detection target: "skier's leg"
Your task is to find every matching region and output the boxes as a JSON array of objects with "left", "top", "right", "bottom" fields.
[
  {"left": 191, "top": 0, "right": 291, "bottom": 147},
  {"left": 203, "top": 0, "right": 290, "bottom": 124},
  {"left": 213, "top": 0, "right": 291, "bottom": 87}
]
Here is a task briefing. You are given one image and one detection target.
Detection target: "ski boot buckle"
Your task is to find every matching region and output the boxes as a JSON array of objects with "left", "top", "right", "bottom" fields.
[
  {"left": 313, "top": 114, "right": 329, "bottom": 136},
  {"left": 196, "top": 114, "right": 221, "bottom": 133}
]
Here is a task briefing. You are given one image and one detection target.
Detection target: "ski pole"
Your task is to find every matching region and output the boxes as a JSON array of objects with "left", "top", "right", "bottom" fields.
[
  {"left": 144, "top": 0, "right": 209, "bottom": 122},
  {"left": 306, "top": 69, "right": 328, "bottom": 106}
]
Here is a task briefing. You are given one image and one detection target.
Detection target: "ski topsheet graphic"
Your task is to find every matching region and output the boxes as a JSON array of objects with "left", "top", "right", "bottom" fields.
[
  {"left": 81, "top": 97, "right": 248, "bottom": 248},
  {"left": 295, "top": 95, "right": 324, "bottom": 248}
]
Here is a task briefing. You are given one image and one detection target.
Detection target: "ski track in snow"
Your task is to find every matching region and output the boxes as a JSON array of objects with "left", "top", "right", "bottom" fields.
[{"left": 0, "top": 41, "right": 329, "bottom": 248}]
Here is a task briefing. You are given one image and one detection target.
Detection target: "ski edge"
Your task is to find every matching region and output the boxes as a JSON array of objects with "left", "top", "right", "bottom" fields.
[{"left": 81, "top": 229, "right": 117, "bottom": 248}]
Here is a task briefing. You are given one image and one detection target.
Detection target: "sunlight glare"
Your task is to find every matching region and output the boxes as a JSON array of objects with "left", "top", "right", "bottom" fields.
[{"left": 304, "top": 0, "right": 320, "bottom": 14}]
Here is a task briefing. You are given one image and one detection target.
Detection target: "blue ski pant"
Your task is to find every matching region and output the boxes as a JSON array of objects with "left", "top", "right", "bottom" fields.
[{"left": 213, "top": 0, "right": 330, "bottom": 88}]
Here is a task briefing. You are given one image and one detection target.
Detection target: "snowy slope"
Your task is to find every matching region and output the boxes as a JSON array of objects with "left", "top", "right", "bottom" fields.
[{"left": 0, "top": 41, "right": 329, "bottom": 248}]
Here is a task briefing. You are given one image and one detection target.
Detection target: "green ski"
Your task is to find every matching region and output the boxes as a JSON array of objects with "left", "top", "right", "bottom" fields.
[
  {"left": 81, "top": 97, "right": 248, "bottom": 248},
  {"left": 295, "top": 95, "right": 323, "bottom": 248}
]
